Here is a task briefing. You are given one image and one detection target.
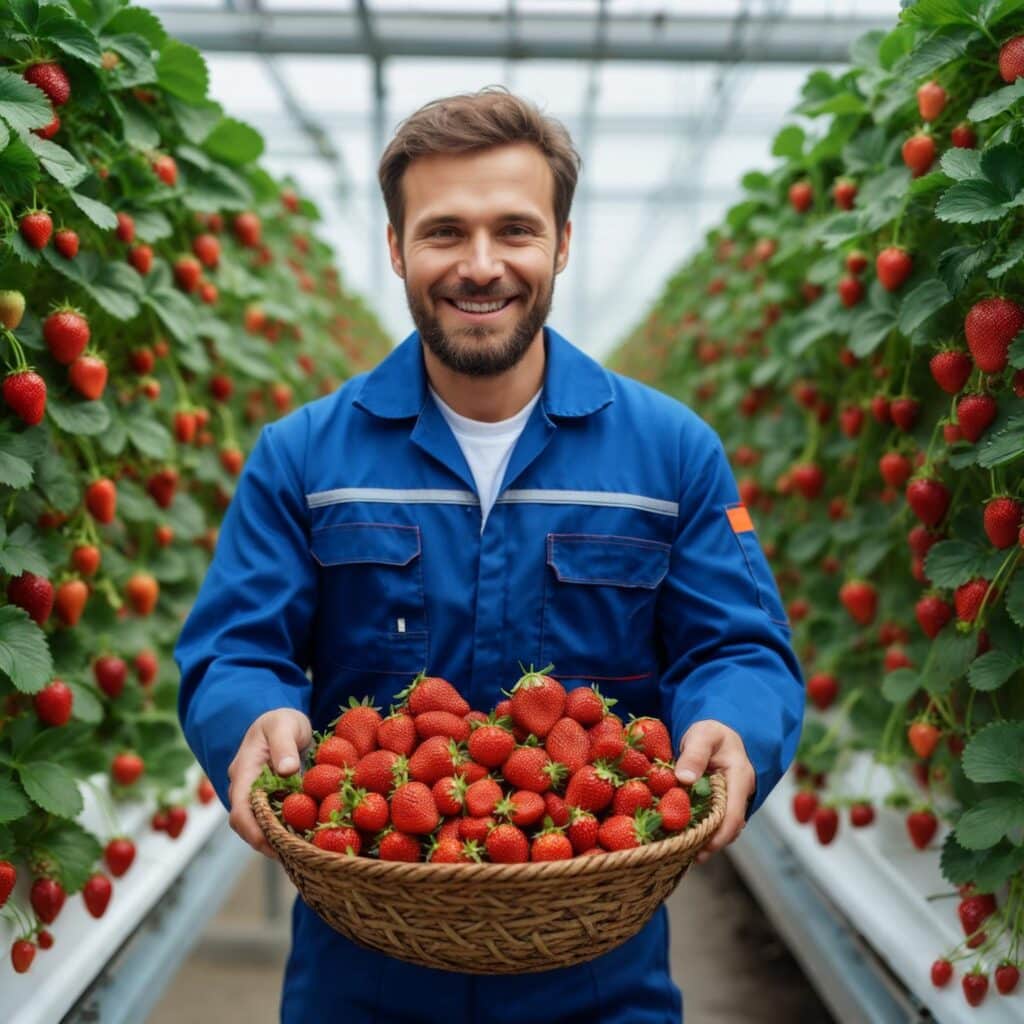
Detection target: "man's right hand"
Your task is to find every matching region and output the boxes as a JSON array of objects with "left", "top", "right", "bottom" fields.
[{"left": 228, "top": 708, "right": 312, "bottom": 860}]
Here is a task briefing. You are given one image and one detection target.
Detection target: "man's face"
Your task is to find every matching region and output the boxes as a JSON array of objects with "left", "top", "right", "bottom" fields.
[{"left": 387, "top": 142, "right": 570, "bottom": 377}]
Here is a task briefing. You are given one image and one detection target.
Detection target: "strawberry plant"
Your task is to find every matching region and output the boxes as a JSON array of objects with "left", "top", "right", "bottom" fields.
[
  {"left": 0, "top": 0, "right": 389, "bottom": 968},
  {"left": 609, "top": 0, "right": 1024, "bottom": 999}
]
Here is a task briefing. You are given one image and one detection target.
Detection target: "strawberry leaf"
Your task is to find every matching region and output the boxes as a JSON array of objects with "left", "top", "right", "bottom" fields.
[
  {"left": 21, "top": 133, "right": 88, "bottom": 189},
  {"left": 203, "top": 116, "right": 264, "bottom": 166},
  {"left": 0, "top": 772, "right": 31, "bottom": 824},
  {"left": 46, "top": 394, "right": 111, "bottom": 436},
  {"left": 105, "top": 5, "right": 167, "bottom": 48},
  {"left": 967, "top": 77, "right": 1024, "bottom": 123},
  {"left": 18, "top": 761, "right": 83, "bottom": 819},
  {"left": 0, "top": 522, "right": 50, "bottom": 577},
  {"left": 963, "top": 722, "right": 1024, "bottom": 786},
  {"left": 31, "top": 819, "right": 102, "bottom": 893},
  {"left": 967, "top": 650, "right": 1020, "bottom": 692},
  {"left": 0, "top": 68, "right": 52, "bottom": 132},
  {"left": 988, "top": 239, "right": 1024, "bottom": 280},
  {"left": 927, "top": 629, "right": 977, "bottom": 692},
  {"left": 937, "top": 242, "right": 995, "bottom": 295},
  {"left": 882, "top": 667, "right": 919, "bottom": 702},
  {"left": 0, "top": 605, "right": 52, "bottom": 693},
  {"left": 66, "top": 681, "right": 103, "bottom": 724},
  {"left": 977, "top": 412, "right": 1024, "bottom": 468},
  {"left": 36, "top": 6, "right": 102, "bottom": 66},
  {"left": 68, "top": 190, "right": 119, "bottom": 231},
  {"left": 156, "top": 39, "right": 208, "bottom": 103},
  {"left": 955, "top": 795, "right": 1024, "bottom": 850}
]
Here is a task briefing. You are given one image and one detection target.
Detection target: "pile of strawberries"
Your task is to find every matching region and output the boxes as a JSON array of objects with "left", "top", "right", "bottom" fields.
[{"left": 258, "top": 668, "right": 709, "bottom": 864}]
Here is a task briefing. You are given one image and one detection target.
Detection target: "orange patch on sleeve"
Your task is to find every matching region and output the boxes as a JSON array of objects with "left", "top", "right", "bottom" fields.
[{"left": 727, "top": 504, "right": 755, "bottom": 533}]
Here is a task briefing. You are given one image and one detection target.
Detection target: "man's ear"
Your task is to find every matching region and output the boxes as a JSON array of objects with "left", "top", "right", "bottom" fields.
[
  {"left": 555, "top": 220, "right": 572, "bottom": 274},
  {"left": 386, "top": 223, "right": 405, "bottom": 278}
]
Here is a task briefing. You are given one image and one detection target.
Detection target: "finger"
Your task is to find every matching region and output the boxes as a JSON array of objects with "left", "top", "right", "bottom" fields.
[
  {"left": 266, "top": 713, "right": 311, "bottom": 776},
  {"left": 228, "top": 743, "right": 272, "bottom": 852},
  {"left": 675, "top": 725, "right": 716, "bottom": 785},
  {"left": 700, "top": 762, "right": 754, "bottom": 859}
]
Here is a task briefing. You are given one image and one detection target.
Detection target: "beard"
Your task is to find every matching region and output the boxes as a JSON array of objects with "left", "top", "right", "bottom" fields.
[{"left": 406, "top": 263, "right": 556, "bottom": 378}]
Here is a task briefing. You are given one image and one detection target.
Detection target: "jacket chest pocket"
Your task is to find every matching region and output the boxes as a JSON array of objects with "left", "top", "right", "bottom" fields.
[
  {"left": 540, "top": 533, "right": 671, "bottom": 682},
  {"left": 311, "top": 522, "right": 429, "bottom": 675}
]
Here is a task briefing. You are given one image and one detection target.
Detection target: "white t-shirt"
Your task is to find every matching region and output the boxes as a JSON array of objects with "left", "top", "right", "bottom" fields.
[{"left": 430, "top": 386, "right": 543, "bottom": 530}]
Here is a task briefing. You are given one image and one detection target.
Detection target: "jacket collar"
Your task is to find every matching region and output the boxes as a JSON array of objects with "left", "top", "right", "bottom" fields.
[{"left": 353, "top": 324, "right": 613, "bottom": 421}]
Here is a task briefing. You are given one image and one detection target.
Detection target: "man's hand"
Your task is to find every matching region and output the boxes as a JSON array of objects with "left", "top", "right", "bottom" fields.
[
  {"left": 228, "top": 708, "right": 312, "bottom": 860},
  {"left": 674, "top": 719, "right": 755, "bottom": 865}
]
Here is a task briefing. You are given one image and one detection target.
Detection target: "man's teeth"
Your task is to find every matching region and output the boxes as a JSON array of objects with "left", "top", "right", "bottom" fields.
[{"left": 452, "top": 298, "right": 512, "bottom": 313}]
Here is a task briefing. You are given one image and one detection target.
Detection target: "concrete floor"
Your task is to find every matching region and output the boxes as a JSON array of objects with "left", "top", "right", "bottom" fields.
[{"left": 149, "top": 849, "right": 833, "bottom": 1023}]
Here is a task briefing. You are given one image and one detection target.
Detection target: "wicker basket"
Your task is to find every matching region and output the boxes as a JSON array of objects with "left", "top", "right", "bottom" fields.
[{"left": 251, "top": 773, "right": 726, "bottom": 974}]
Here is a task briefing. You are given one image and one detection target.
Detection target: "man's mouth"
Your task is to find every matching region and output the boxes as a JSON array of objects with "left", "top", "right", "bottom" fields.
[{"left": 442, "top": 296, "right": 518, "bottom": 318}]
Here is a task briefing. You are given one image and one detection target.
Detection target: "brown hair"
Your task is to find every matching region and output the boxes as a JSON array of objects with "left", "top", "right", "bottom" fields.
[{"left": 378, "top": 86, "right": 581, "bottom": 245}]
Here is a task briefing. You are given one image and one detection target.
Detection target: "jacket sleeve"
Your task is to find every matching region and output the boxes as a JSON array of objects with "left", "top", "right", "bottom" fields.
[
  {"left": 175, "top": 420, "right": 315, "bottom": 809},
  {"left": 656, "top": 418, "right": 805, "bottom": 817}
]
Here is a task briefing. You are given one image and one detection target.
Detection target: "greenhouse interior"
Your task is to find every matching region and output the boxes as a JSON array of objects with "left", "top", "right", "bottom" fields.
[{"left": 1, "top": 1, "right": 1023, "bottom": 1022}]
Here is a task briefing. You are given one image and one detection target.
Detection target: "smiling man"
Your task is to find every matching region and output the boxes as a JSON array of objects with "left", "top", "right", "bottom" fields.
[{"left": 176, "top": 86, "right": 804, "bottom": 1023}]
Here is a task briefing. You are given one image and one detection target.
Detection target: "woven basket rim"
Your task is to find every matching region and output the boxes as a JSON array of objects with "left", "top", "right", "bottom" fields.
[{"left": 252, "top": 772, "right": 727, "bottom": 880}]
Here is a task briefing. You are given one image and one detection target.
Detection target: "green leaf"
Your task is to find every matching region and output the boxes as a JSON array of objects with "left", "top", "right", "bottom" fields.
[
  {"left": 977, "top": 412, "right": 1024, "bottom": 468},
  {"left": 97, "top": 411, "right": 127, "bottom": 456},
  {"left": 144, "top": 745, "right": 195, "bottom": 786},
  {"left": 0, "top": 436, "right": 35, "bottom": 489},
  {"left": 102, "top": 33, "right": 157, "bottom": 89},
  {"left": 967, "top": 77, "right": 1024, "bottom": 122},
  {"left": 0, "top": 774, "right": 31, "bottom": 824},
  {"left": 0, "top": 68, "right": 53, "bottom": 132},
  {"left": 115, "top": 479, "right": 159, "bottom": 523},
  {"left": 898, "top": 278, "right": 951, "bottom": 335},
  {"left": 853, "top": 533, "right": 892, "bottom": 577},
  {"left": 1007, "top": 572, "right": 1024, "bottom": 628},
  {"left": 982, "top": 144, "right": 1024, "bottom": 196},
  {"left": 182, "top": 162, "right": 253, "bottom": 212},
  {"left": 927, "top": 628, "right": 977, "bottom": 692},
  {"left": 8, "top": 0, "right": 39, "bottom": 32},
  {"left": 882, "top": 667, "right": 919, "bottom": 702},
  {"left": 65, "top": 681, "right": 103, "bottom": 724},
  {"left": 127, "top": 207, "right": 172, "bottom": 244},
  {"left": 34, "top": 448, "right": 80, "bottom": 512},
  {"left": 18, "top": 762, "right": 83, "bottom": 819},
  {"left": 940, "top": 831, "right": 997, "bottom": 886},
  {"left": 0, "top": 606, "right": 52, "bottom": 693},
  {"left": 40, "top": 249, "right": 143, "bottom": 320},
  {"left": 21, "top": 134, "right": 88, "bottom": 189},
  {"left": 68, "top": 191, "right": 119, "bottom": 231},
  {"left": 925, "top": 540, "right": 988, "bottom": 588},
  {"left": 956, "top": 796, "right": 1024, "bottom": 850},
  {"left": 126, "top": 413, "right": 172, "bottom": 459},
  {"left": 32, "top": 819, "right": 102, "bottom": 893},
  {"left": 897, "top": 25, "right": 979, "bottom": 79},
  {"left": 771, "top": 124, "right": 805, "bottom": 160},
  {"left": 963, "top": 721, "right": 1024, "bottom": 785},
  {"left": 105, "top": 5, "right": 167, "bottom": 47},
  {"left": 936, "top": 180, "right": 1017, "bottom": 223},
  {"left": 937, "top": 242, "right": 996, "bottom": 295},
  {"left": 156, "top": 39, "right": 209, "bottom": 103},
  {"left": 787, "top": 522, "right": 830, "bottom": 565},
  {"left": 167, "top": 96, "right": 222, "bottom": 145},
  {"left": 46, "top": 395, "right": 110, "bottom": 436},
  {"left": 967, "top": 649, "right": 1020, "bottom": 691},
  {"left": 203, "top": 116, "right": 264, "bottom": 166},
  {"left": 939, "top": 147, "right": 983, "bottom": 182},
  {"left": 150, "top": 547, "right": 189, "bottom": 583},
  {"left": 112, "top": 94, "right": 160, "bottom": 150},
  {"left": 989, "top": 237, "right": 1024, "bottom": 279},
  {"left": 36, "top": 6, "right": 103, "bottom": 65},
  {"left": 0, "top": 138, "right": 40, "bottom": 197},
  {"left": 848, "top": 307, "right": 896, "bottom": 357},
  {"left": 0, "top": 120, "right": 9, "bottom": 152},
  {"left": 0, "top": 523, "right": 50, "bottom": 577}
]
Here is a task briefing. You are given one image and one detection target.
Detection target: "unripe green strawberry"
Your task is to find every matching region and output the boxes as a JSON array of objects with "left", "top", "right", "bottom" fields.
[{"left": 0, "top": 290, "right": 26, "bottom": 330}]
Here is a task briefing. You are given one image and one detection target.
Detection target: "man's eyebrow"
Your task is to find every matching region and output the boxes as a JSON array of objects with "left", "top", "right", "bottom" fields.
[{"left": 414, "top": 212, "right": 547, "bottom": 231}]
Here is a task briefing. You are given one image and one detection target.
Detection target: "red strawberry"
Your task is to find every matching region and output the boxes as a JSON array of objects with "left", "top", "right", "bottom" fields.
[
  {"left": 839, "top": 580, "right": 877, "bottom": 626},
  {"left": 869, "top": 394, "right": 891, "bottom": 424},
  {"left": 486, "top": 822, "right": 529, "bottom": 863},
  {"left": 192, "top": 233, "right": 221, "bottom": 268},
  {"left": 94, "top": 654, "right": 127, "bottom": 698},
  {"left": 963, "top": 971, "right": 989, "bottom": 1007},
  {"left": 902, "top": 132, "right": 936, "bottom": 176},
  {"left": 351, "top": 789, "right": 389, "bottom": 832},
  {"left": 302, "top": 763, "right": 344, "bottom": 801},
  {"left": 929, "top": 350, "right": 972, "bottom": 394},
  {"left": 111, "top": 751, "right": 144, "bottom": 786},
  {"left": 104, "top": 837, "right": 136, "bottom": 877},
  {"left": 564, "top": 684, "right": 613, "bottom": 726},
  {"left": 54, "top": 228, "right": 79, "bottom": 259},
  {"left": 530, "top": 826, "right": 573, "bottom": 862},
  {"left": 43, "top": 308, "right": 90, "bottom": 364},
  {"left": 502, "top": 790, "right": 546, "bottom": 827},
  {"left": 233, "top": 212, "right": 262, "bottom": 247},
  {"left": 24, "top": 63, "right": 70, "bottom": 105},
  {"left": 152, "top": 154, "right": 178, "bottom": 186},
  {"left": 906, "top": 809, "right": 938, "bottom": 849},
  {"left": 20, "top": 210, "right": 53, "bottom": 249},
  {"left": 408, "top": 735, "right": 459, "bottom": 785},
  {"left": 314, "top": 736, "right": 359, "bottom": 769},
  {"left": 129, "top": 346, "right": 155, "bottom": 374},
  {"left": 502, "top": 746, "right": 557, "bottom": 794},
  {"left": 837, "top": 407, "right": 863, "bottom": 442},
  {"left": 128, "top": 244, "right": 153, "bottom": 275},
  {"left": 199, "top": 281, "right": 218, "bottom": 305},
  {"left": 813, "top": 805, "right": 839, "bottom": 845},
  {"left": 68, "top": 354, "right": 108, "bottom": 400},
  {"left": 399, "top": 672, "right": 470, "bottom": 716},
  {"left": 282, "top": 792, "right": 318, "bottom": 832},
  {"left": 807, "top": 672, "right": 839, "bottom": 711},
  {"left": 837, "top": 274, "right": 864, "bottom": 307},
  {"left": 145, "top": 468, "right": 179, "bottom": 509},
  {"left": 54, "top": 580, "right": 88, "bottom": 626},
  {"left": 11, "top": 940, "right": 35, "bottom": 973},
  {"left": 317, "top": 791, "right": 344, "bottom": 824},
  {"left": 849, "top": 802, "right": 875, "bottom": 827},
  {"left": 429, "top": 836, "right": 471, "bottom": 863},
  {"left": 125, "top": 572, "right": 159, "bottom": 616},
  {"left": 415, "top": 710, "right": 470, "bottom": 742},
  {"left": 378, "top": 830, "right": 421, "bottom": 862},
  {"left": 833, "top": 178, "right": 858, "bottom": 209},
  {"left": 313, "top": 825, "right": 361, "bottom": 855},
  {"left": 791, "top": 463, "right": 824, "bottom": 499},
  {"left": 567, "top": 807, "right": 600, "bottom": 852},
  {"left": 219, "top": 446, "right": 244, "bottom": 475},
  {"left": 619, "top": 744, "right": 653, "bottom": 779},
  {"left": 465, "top": 777, "right": 503, "bottom": 817},
  {"left": 564, "top": 762, "right": 619, "bottom": 812},
  {"left": 332, "top": 697, "right": 382, "bottom": 756},
  {"left": 376, "top": 711, "right": 417, "bottom": 756},
  {"left": 34, "top": 678, "right": 73, "bottom": 726},
  {"left": 646, "top": 760, "right": 677, "bottom": 797},
  {"left": 613, "top": 779, "right": 654, "bottom": 817},
  {"left": 431, "top": 775, "right": 466, "bottom": 817},
  {"left": 598, "top": 808, "right": 660, "bottom": 851},
  {"left": 998, "top": 34, "right": 1024, "bottom": 81},
  {"left": 906, "top": 477, "right": 949, "bottom": 527},
  {"left": 788, "top": 180, "right": 813, "bottom": 213},
  {"left": 509, "top": 666, "right": 566, "bottom": 738},
  {"left": 951, "top": 122, "right": 977, "bottom": 148},
  {"left": 34, "top": 110, "right": 59, "bottom": 139},
  {"left": 0, "top": 862, "right": 16, "bottom": 908},
  {"left": 995, "top": 963, "right": 1020, "bottom": 995},
  {"left": 545, "top": 717, "right": 591, "bottom": 774},
  {"left": 459, "top": 815, "right": 495, "bottom": 843},
  {"left": 955, "top": 578, "right": 990, "bottom": 623},
  {"left": 917, "top": 80, "right": 946, "bottom": 121},
  {"left": 624, "top": 716, "right": 673, "bottom": 763},
  {"left": 984, "top": 497, "right": 1022, "bottom": 549},
  {"left": 173, "top": 256, "right": 201, "bottom": 292},
  {"left": 542, "top": 790, "right": 570, "bottom": 826},
  {"left": 879, "top": 452, "right": 912, "bottom": 488},
  {"left": 915, "top": 594, "right": 953, "bottom": 638},
  {"left": 30, "top": 877, "right": 66, "bottom": 924},
  {"left": 7, "top": 572, "right": 53, "bottom": 625},
  {"left": 116, "top": 212, "right": 136, "bottom": 243},
  {"left": 965, "top": 297, "right": 1024, "bottom": 373},
  {"left": 468, "top": 720, "right": 516, "bottom": 767},
  {"left": 931, "top": 959, "right": 953, "bottom": 988},
  {"left": 83, "top": 873, "right": 113, "bottom": 918},
  {"left": 908, "top": 721, "right": 940, "bottom": 759},
  {"left": 890, "top": 396, "right": 919, "bottom": 431},
  {"left": 390, "top": 781, "right": 439, "bottom": 834},
  {"left": 956, "top": 393, "right": 998, "bottom": 443},
  {"left": 3, "top": 370, "right": 47, "bottom": 426},
  {"left": 876, "top": 247, "right": 913, "bottom": 291},
  {"left": 353, "top": 749, "right": 400, "bottom": 795},
  {"left": 589, "top": 717, "right": 627, "bottom": 760}
]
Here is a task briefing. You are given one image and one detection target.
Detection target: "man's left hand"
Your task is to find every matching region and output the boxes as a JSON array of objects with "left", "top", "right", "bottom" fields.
[{"left": 674, "top": 719, "right": 755, "bottom": 865}]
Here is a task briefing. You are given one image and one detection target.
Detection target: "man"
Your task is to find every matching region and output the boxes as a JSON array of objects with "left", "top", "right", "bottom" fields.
[{"left": 176, "top": 86, "right": 804, "bottom": 1023}]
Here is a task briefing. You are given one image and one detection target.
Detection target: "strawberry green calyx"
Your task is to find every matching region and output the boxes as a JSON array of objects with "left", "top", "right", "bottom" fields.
[
  {"left": 632, "top": 806, "right": 663, "bottom": 843},
  {"left": 252, "top": 764, "right": 302, "bottom": 796}
]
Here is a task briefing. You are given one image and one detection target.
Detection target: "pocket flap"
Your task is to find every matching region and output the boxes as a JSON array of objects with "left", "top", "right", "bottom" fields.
[
  {"left": 547, "top": 534, "right": 671, "bottom": 589},
  {"left": 311, "top": 523, "right": 421, "bottom": 567}
]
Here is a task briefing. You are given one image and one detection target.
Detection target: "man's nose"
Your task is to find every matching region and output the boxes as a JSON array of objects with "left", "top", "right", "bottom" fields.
[{"left": 457, "top": 231, "right": 504, "bottom": 286}]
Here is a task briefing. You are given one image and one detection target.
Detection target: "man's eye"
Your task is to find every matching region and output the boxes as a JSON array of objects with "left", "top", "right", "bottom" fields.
[
  {"left": 430, "top": 227, "right": 456, "bottom": 238},
  {"left": 505, "top": 225, "right": 530, "bottom": 235}
]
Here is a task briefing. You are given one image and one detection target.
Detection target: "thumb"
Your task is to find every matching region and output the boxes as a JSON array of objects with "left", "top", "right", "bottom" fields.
[{"left": 675, "top": 725, "right": 713, "bottom": 785}]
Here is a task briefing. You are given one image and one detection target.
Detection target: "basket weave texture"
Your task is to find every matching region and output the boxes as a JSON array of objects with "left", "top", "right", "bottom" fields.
[{"left": 252, "top": 772, "right": 727, "bottom": 974}]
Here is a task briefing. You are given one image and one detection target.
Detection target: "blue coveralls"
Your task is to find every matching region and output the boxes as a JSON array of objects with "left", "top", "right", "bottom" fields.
[{"left": 175, "top": 325, "right": 805, "bottom": 1023}]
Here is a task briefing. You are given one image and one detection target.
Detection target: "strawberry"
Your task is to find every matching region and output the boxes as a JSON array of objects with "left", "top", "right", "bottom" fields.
[
  {"left": 104, "top": 838, "right": 136, "bottom": 877},
  {"left": 833, "top": 178, "right": 857, "bottom": 209},
  {"left": 567, "top": 807, "right": 600, "bottom": 852},
  {"left": 656, "top": 787, "right": 691, "bottom": 832},
  {"left": 813, "top": 805, "right": 839, "bottom": 845},
  {"left": 6, "top": 572, "right": 53, "bottom": 625},
  {"left": 509, "top": 665, "right": 566, "bottom": 738},
  {"left": 839, "top": 580, "right": 877, "bottom": 626},
  {"left": 233, "top": 212, "right": 262, "bottom": 247},
  {"left": 599, "top": 808, "right": 660, "bottom": 851},
  {"left": 619, "top": 744, "right": 653, "bottom": 779},
  {"left": 909, "top": 526, "right": 942, "bottom": 559},
  {"left": 0, "top": 862, "right": 16, "bottom": 908},
  {"left": 192, "top": 233, "right": 221, "bottom": 268},
  {"left": 624, "top": 716, "right": 673, "bottom": 762},
  {"left": 432, "top": 775, "right": 467, "bottom": 816},
  {"left": 129, "top": 346, "right": 155, "bottom": 374},
  {"left": 408, "top": 735, "right": 459, "bottom": 785},
  {"left": 390, "top": 781, "right": 439, "bottom": 834},
  {"left": 465, "top": 777, "right": 503, "bottom": 817},
  {"left": 929, "top": 349, "right": 973, "bottom": 394},
  {"left": 282, "top": 792, "right": 318, "bottom": 832},
  {"left": 879, "top": 452, "right": 912, "bottom": 488},
  {"left": 915, "top": 594, "right": 953, "bottom": 638},
  {"left": 906, "top": 477, "right": 949, "bottom": 527},
  {"left": 468, "top": 719, "right": 516, "bottom": 767},
  {"left": 906, "top": 808, "right": 938, "bottom": 849},
  {"left": 530, "top": 825, "right": 573, "bottom": 862},
  {"left": 931, "top": 960, "right": 953, "bottom": 988},
  {"left": 54, "top": 228, "right": 79, "bottom": 259},
  {"left": 34, "top": 678, "right": 73, "bottom": 729},
  {"left": 116, "top": 211, "right": 136, "bottom": 243},
  {"left": 876, "top": 247, "right": 913, "bottom": 291},
  {"left": 397, "top": 672, "right": 470, "bottom": 716},
  {"left": 152, "top": 154, "right": 178, "bottom": 186},
  {"left": 34, "top": 111, "right": 60, "bottom": 139},
  {"left": 459, "top": 815, "right": 495, "bottom": 842},
  {"left": 351, "top": 789, "right": 390, "bottom": 832},
  {"left": 983, "top": 496, "right": 1022, "bottom": 549},
  {"left": 377, "top": 711, "right": 418, "bottom": 755},
  {"left": 995, "top": 963, "right": 1020, "bottom": 995},
  {"left": 647, "top": 760, "right": 678, "bottom": 797},
  {"left": 313, "top": 825, "right": 361, "bottom": 855},
  {"left": 20, "top": 210, "right": 53, "bottom": 249},
  {"left": 791, "top": 463, "right": 824, "bottom": 499},
  {"left": 902, "top": 132, "right": 936, "bottom": 177},
  {"left": 315, "top": 735, "right": 359, "bottom": 768},
  {"left": 788, "top": 180, "right": 813, "bottom": 213},
  {"left": 94, "top": 654, "right": 127, "bottom": 698},
  {"left": 613, "top": 779, "right": 654, "bottom": 816},
  {"left": 31, "top": 878, "right": 66, "bottom": 923},
  {"left": 317, "top": 791, "right": 344, "bottom": 824},
  {"left": 502, "top": 746, "right": 557, "bottom": 793},
  {"left": 128, "top": 244, "right": 153, "bottom": 274},
  {"left": 54, "top": 579, "right": 88, "bottom": 626},
  {"left": 542, "top": 790, "right": 570, "bottom": 826},
  {"left": 589, "top": 717, "right": 627, "bottom": 760},
  {"left": 167, "top": 809, "right": 188, "bottom": 840},
  {"left": 43, "top": 308, "right": 90, "bottom": 364},
  {"left": 199, "top": 281, "right": 218, "bottom": 305},
  {"left": 154, "top": 524, "right": 174, "bottom": 547},
  {"left": 962, "top": 971, "right": 989, "bottom": 1007},
  {"left": 501, "top": 789, "right": 546, "bottom": 827},
  {"left": 890, "top": 396, "right": 919, "bottom": 431},
  {"left": 429, "top": 836, "right": 470, "bottom": 863},
  {"left": 565, "top": 762, "right": 619, "bottom": 811},
  {"left": 849, "top": 802, "right": 875, "bottom": 827},
  {"left": 884, "top": 646, "right": 912, "bottom": 671},
  {"left": 0, "top": 290, "right": 25, "bottom": 330},
  {"left": 68, "top": 354, "right": 108, "bottom": 400},
  {"left": 302, "top": 763, "right": 344, "bottom": 801},
  {"left": 951, "top": 122, "right": 977, "bottom": 148},
  {"left": 414, "top": 709, "right": 470, "bottom": 742},
  {"left": 332, "top": 696, "right": 382, "bottom": 756},
  {"left": 24, "top": 63, "right": 70, "bottom": 105},
  {"left": 111, "top": 751, "right": 144, "bottom": 785},
  {"left": 173, "top": 256, "right": 201, "bottom": 292},
  {"left": 965, "top": 296, "right": 1024, "bottom": 373},
  {"left": 220, "top": 446, "right": 244, "bottom": 475},
  {"left": 3, "top": 369, "right": 47, "bottom": 425},
  {"left": 837, "top": 274, "right": 864, "bottom": 307},
  {"left": 998, "top": 34, "right": 1024, "bottom": 81},
  {"left": 125, "top": 572, "right": 159, "bottom": 615},
  {"left": 485, "top": 822, "right": 529, "bottom": 863},
  {"left": 807, "top": 672, "right": 839, "bottom": 711},
  {"left": 134, "top": 649, "right": 157, "bottom": 686},
  {"left": 908, "top": 721, "right": 939, "bottom": 759},
  {"left": 544, "top": 717, "right": 591, "bottom": 774},
  {"left": 353, "top": 749, "right": 401, "bottom": 795},
  {"left": 956, "top": 393, "right": 998, "bottom": 443},
  {"left": 83, "top": 874, "right": 113, "bottom": 918},
  {"left": 916, "top": 81, "right": 946, "bottom": 121},
  {"left": 378, "top": 830, "right": 421, "bottom": 862},
  {"left": 955, "top": 578, "right": 989, "bottom": 622},
  {"left": 11, "top": 939, "right": 35, "bottom": 973},
  {"left": 870, "top": 394, "right": 891, "bottom": 424},
  {"left": 172, "top": 409, "right": 197, "bottom": 444},
  {"left": 146, "top": 468, "right": 179, "bottom": 508}
]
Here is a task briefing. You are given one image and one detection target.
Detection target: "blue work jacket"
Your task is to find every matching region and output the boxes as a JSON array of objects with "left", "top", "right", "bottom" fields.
[{"left": 176, "top": 324, "right": 804, "bottom": 1023}]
